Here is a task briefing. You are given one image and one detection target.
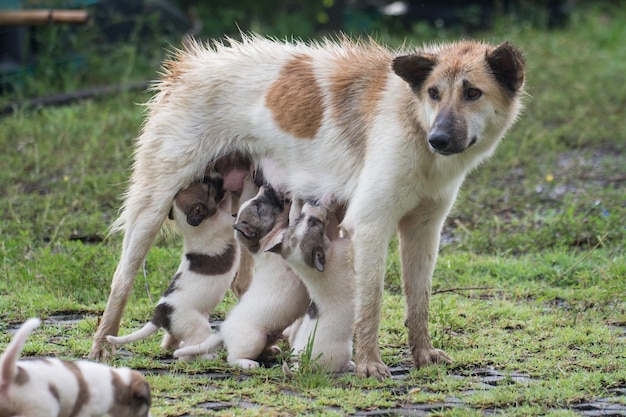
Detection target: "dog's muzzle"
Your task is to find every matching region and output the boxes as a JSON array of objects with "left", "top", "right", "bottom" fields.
[{"left": 428, "top": 128, "right": 473, "bottom": 156}]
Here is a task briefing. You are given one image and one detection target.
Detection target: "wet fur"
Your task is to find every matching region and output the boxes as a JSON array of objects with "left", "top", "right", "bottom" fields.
[
  {"left": 90, "top": 35, "right": 525, "bottom": 380},
  {"left": 1, "top": 318, "right": 151, "bottom": 417}
]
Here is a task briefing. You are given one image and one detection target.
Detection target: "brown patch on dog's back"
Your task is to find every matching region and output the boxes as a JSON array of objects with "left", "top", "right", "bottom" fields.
[
  {"left": 329, "top": 48, "right": 390, "bottom": 156},
  {"left": 49, "top": 383, "right": 61, "bottom": 402},
  {"left": 186, "top": 244, "right": 237, "bottom": 275},
  {"left": 265, "top": 55, "right": 323, "bottom": 139},
  {"left": 163, "top": 272, "right": 182, "bottom": 297},
  {"left": 62, "top": 360, "right": 89, "bottom": 417},
  {"left": 151, "top": 303, "right": 173, "bottom": 330}
]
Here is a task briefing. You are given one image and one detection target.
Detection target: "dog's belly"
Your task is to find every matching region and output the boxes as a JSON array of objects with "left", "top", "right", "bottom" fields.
[{"left": 256, "top": 155, "right": 357, "bottom": 205}]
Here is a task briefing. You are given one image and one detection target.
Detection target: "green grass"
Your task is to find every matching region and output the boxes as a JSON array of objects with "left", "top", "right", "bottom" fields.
[{"left": 1, "top": 3, "right": 625, "bottom": 416}]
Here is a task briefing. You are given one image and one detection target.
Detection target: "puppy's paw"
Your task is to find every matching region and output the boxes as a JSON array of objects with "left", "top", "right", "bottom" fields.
[
  {"left": 356, "top": 360, "right": 390, "bottom": 381},
  {"left": 176, "top": 354, "right": 197, "bottom": 362},
  {"left": 199, "top": 353, "right": 216, "bottom": 361},
  {"left": 414, "top": 348, "right": 452, "bottom": 367},
  {"left": 344, "top": 360, "right": 356, "bottom": 373},
  {"left": 264, "top": 345, "right": 282, "bottom": 355},
  {"left": 233, "top": 359, "right": 260, "bottom": 369}
]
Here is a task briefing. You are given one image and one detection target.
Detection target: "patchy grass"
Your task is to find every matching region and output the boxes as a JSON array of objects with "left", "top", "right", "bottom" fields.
[{"left": 0, "top": 3, "right": 625, "bottom": 416}]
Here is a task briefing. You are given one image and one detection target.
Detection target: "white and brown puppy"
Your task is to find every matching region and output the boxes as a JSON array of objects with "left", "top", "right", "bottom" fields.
[
  {"left": 268, "top": 201, "right": 355, "bottom": 374},
  {"left": 0, "top": 318, "right": 151, "bottom": 417},
  {"left": 107, "top": 177, "right": 239, "bottom": 360},
  {"left": 90, "top": 36, "right": 526, "bottom": 381},
  {"left": 173, "top": 185, "right": 311, "bottom": 369}
]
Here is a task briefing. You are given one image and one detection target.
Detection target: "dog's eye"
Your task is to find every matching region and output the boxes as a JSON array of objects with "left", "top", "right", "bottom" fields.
[
  {"left": 427, "top": 87, "right": 439, "bottom": 100},
  {"left": 465, "top": 88, "right": 482, "bottom": 101}
]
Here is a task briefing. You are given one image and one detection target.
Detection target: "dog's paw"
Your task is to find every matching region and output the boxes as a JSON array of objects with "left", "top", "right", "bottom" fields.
[
  {"left": 356, "top": 360, "right": 391, "bottom": 381},
  {"left": 176, "top": 354, "right": 196, "bottom": 362},
  {"left": 198, "top": 353, "right": 216, "bottom": 361},
  {"left": 233, "top": 359, "right": 260, "bottom": 369},
  {"left": 88, "top": 341, "right": 114, "bottom": 361},
  {"left": 264, "top": 345, "right": 282, "bottom": 355},
  {"left": 414, "top": 348, "right": 452, "bottom": 367}
]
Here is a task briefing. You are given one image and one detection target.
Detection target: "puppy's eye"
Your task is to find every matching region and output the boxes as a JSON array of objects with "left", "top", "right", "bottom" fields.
[
  {"left": 465, "top": 88, "right": 482, "bottom": 101},
  {"left": 427, "top": 87, "right": 439, "bottom": 100}
]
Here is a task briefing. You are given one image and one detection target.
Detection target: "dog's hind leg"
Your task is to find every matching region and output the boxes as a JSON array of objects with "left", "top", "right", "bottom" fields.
[
  {"left": 89, "top": 146, "right": 210, "bottom": 360},
  {"left": 161, "top": 333, "right": 182, "bottom": 351},
  {"left": 91, "top": 225, "right": 163, "bottom": 359},
  {"left": 397, "top": 200, "right": 453, "bottom": 368}
]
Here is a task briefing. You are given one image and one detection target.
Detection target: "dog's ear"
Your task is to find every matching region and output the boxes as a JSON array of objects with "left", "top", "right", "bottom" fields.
[
  {"left": 312, "top": 246, "right": 325, "bottom": 272},
  {"left": 486, "top": 42, "right": 526, "bottom": 93},
  {"left": 130, "top": 376, "right": 151, "bottom": 405},
  {"left": 392, "top": 53, "right": 437, "bottom": 90},
  {"left": 265, "top": 231, "right": 285, "bottom": 255},
  {"left": 186, "top": 203, "right": 209, "bottom": 226},
  {"left": 233, "top": 222, "right": 258, "bottom": 239}
]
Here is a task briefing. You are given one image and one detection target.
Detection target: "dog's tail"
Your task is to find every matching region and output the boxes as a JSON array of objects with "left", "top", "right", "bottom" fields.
[
  {"left": 106, "top": 322, "right": 159, "bottom": 345},
  {"left": 1, "top": 317, "right": 41, "bottom": 386},
  {"left": 173, "top": 332, "right": 223, "bottom": 358}
]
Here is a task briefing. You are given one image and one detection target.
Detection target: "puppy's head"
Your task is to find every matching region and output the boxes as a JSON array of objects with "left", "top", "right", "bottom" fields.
[
  {"left": 169, "top": 173, "right": 225, "bottom": 227},
  {"left": 268, "top": 201, "right": 330, "bottom": 272},
  {"left": 234, "top": 184, "right": 287, "bottom": 253},
  {"left": 108, "top": 369, "right": 151, "bottom": 417}
]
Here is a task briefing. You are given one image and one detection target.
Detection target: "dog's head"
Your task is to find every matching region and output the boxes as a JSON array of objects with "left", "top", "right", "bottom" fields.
[
  {"left": 107, "top": 369, "right": 152, "bottom": 417},
  {"left": 169, "top": 173, "right": 225, "bottom": 227},
  {"left": 233, "top": 184, "right": 287, "bottom": 253},
  {"left": 267, "top": 200, "right": 330, "bottom": 272},
  {"left": 392, "top": 41, "right": 526, "bottom": 156}
]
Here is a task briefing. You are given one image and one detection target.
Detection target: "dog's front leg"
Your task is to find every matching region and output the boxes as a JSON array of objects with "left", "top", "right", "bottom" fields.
[
  {"left": 348, "top": 222, "right": 395, "bottom": 381},
  {"left": 398, "top": 199, "right": 453, "bottom": 367}
]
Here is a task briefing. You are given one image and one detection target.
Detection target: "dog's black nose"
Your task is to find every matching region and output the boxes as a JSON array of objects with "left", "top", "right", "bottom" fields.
[{"left": 428, "top": 130, "right": 451, "bottom": 151}]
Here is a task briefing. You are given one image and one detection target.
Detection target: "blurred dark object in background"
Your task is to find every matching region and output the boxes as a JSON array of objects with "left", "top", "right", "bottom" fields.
[{"left": 361, "top": 0, "right": 573, "bottom": 32}]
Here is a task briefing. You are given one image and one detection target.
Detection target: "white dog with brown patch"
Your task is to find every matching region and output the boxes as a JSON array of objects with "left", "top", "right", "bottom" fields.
[
  {"left": 173, "top": 184, "right": 311, "bottom": 368},
  {"left": 90, "top": 34, "right": 525, "bottom": 380},
  {"left": 267, "top": 200, "right": 355, "bottom": 374},
  {"left": 106, "top": 177, "right": 238, "bottom": 361},
  {"left": 1, "top": 318, "right": 151, "bottom": 417}
]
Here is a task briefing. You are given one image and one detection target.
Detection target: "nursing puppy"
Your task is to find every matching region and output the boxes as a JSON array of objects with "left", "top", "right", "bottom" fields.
[
  {"left": 173, "top": 185, "right": 311, "bottom": 369},
  {"left": 107, "top": 177, "right": 239, "bottom": 360},
  {"left": 90, "top": 35, "right": 526, "bottom": 381},
  {"left": 268, "top": 201, "right": 355, "bottom": 374},
  {"left": 0, "top": 318, "right": 151, "bottom": 417}
]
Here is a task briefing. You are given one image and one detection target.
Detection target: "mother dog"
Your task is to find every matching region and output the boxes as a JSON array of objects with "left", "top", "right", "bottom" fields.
[{"left": 89, "top": 34, "right": 525, "bottom": 380}]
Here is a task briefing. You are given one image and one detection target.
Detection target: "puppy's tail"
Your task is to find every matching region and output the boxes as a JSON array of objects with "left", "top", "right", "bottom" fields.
[
  {"left": 1, "top": 318, "right": 41, "bottom": 386},
  {"left": 106, "top": 322, "right": 159, "bottom": 345},
  {"left": 173, "top": 333, "right": 223, "bottom": 358}
]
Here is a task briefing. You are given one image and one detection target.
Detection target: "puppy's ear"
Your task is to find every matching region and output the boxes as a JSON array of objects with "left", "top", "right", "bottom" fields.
[
  {"left": 312, "top": 246, "right": 325, "bottom": 272},
  {"left": 186, "top": 203, "right": 209, "bottom": 226},
  {"left": 392, "top": 53, "right": 437, "bottom": 90},
  {"left": 486, "top": 42, "right": 525, "bottom": 93},
  {"left": 233, "top": 222, "right": 258, "bottom": 239},
  {"left": 129, "top": 374, "right": 151, "bottom": 407},
  {"left": 265, "top": 230, "right": 285, "bottom": 255}
]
